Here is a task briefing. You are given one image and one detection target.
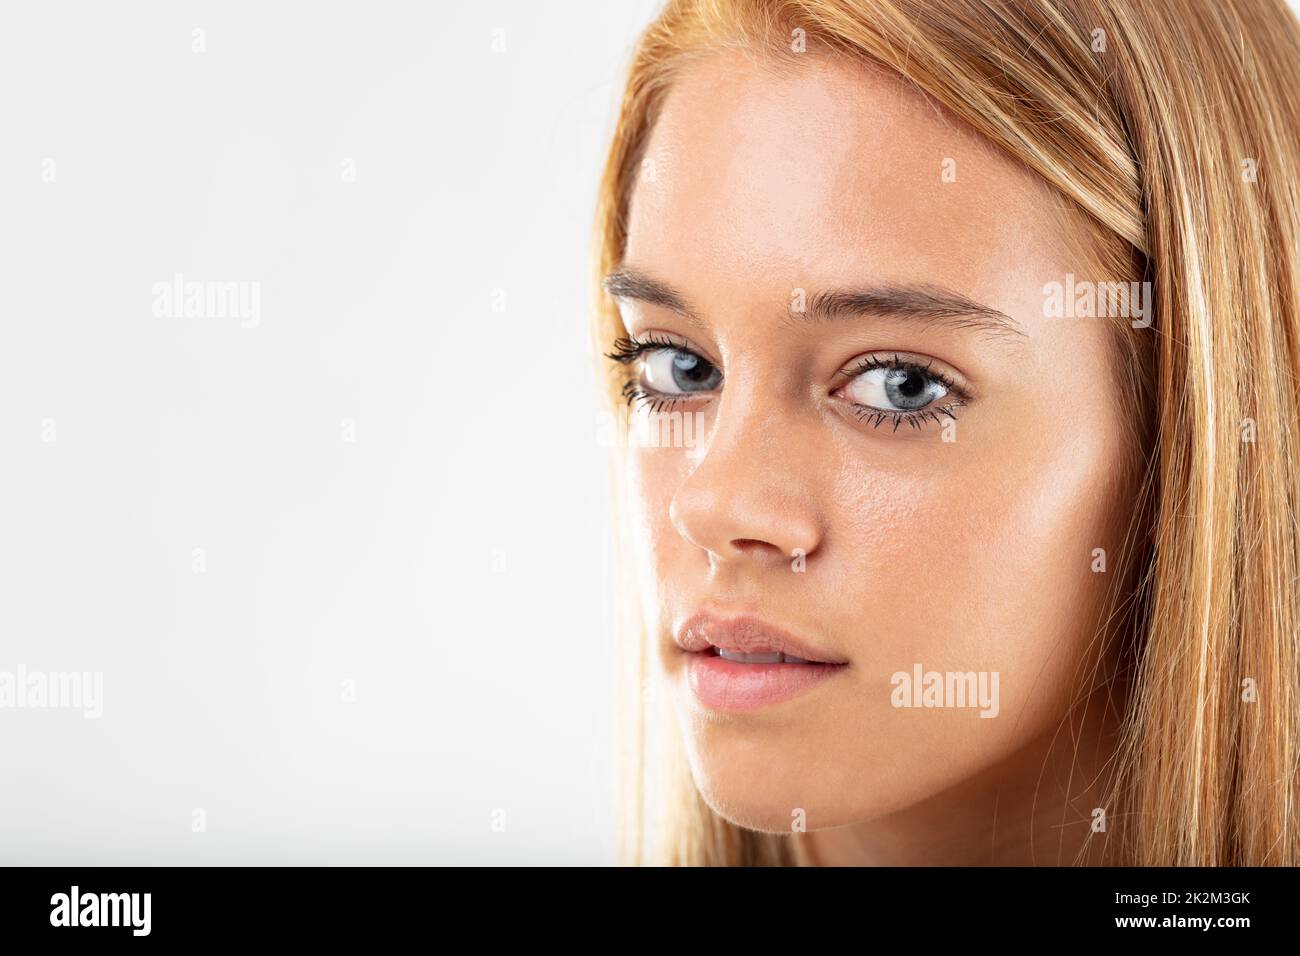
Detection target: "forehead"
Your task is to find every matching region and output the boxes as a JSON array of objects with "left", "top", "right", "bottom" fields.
[{"left": 624, "top": 50, "right": 1065, "bottom": 304}]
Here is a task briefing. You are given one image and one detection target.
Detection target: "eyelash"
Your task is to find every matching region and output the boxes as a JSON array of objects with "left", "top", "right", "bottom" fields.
[
  {"left": 605, "top": 333, "right": 688, "bottom": 366},
  {"left": 834, "top": 353, "right": 969, "bottom": 432},
  {"left": 605, "top": 334, "right": 707, "bottom": 414},
  {"left": 605, "top": 336, "right": 968, "bottom": 432}
]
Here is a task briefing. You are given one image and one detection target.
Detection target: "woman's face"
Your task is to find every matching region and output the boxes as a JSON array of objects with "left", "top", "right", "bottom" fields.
[{"left": 611, "top": 51, "right": 1132, "bottom": 833}]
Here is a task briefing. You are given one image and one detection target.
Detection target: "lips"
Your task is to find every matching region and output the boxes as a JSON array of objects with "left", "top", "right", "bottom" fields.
[
  {"left": 674, "top": 610, "right": 848, "bottom": 665},
  {"left": 673, "top": 610, "right": 849, "bottom": 711}
]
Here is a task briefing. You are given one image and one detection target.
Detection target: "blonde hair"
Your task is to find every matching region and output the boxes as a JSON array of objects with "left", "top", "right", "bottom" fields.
[{"left": 591, "top": 0, "right": 1300, "bottom": 866}]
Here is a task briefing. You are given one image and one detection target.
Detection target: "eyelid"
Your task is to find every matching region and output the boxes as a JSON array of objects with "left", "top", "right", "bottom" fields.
[
  {"left": 834, "top": 350, "right": 974, "bottom": 400},
  {"left": 613, "top": 328, "right": 722, "bottom": 369}
]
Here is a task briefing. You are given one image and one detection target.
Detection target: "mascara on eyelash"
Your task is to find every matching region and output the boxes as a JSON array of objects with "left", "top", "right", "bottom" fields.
[
  {"left": 620, "top": 380, "right": 699, "bottom": 414},
  {"left": 836, "top": 352, "right": 961, "bottom": 392},
  {"left": 849, "top": 400, "right": 967, "bottom": 432},
  {"left": 604, "top": 333, "right": 692, "bottom": 364},
  {"left": 837, "top": 355, "right": 968, "bottom": 431}
]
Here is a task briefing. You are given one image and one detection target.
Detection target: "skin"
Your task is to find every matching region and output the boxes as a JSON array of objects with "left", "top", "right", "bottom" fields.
[{"left": 612, "top": 50, "right": 1134, "bottom": 865}]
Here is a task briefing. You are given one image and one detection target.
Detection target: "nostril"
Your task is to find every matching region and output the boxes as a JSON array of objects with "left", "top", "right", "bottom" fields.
[{"left": 730, "top": 538, "right": 784, "bottom": 558}]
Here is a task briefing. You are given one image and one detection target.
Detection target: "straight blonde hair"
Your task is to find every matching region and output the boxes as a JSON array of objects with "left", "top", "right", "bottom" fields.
[{"left": 591, "top": 0, "right": 1300, "bottom": 866}]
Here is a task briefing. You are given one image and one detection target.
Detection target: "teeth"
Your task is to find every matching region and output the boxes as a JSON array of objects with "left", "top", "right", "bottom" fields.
[
  {"left": 718, "top": 650, "right": 783, "bottom": 663},
  {"left": 717, "top": 650, "right": 810, "bottom": 664}
]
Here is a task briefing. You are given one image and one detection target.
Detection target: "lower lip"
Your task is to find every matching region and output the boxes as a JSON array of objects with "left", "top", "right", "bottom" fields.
[{"left": 684, "top": 652, "right": 847, "bottom": 711}]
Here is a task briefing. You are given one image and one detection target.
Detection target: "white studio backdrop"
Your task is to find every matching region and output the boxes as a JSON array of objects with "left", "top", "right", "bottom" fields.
[{"left": 0, "top": 0, "right": 664, "bottom": 865}]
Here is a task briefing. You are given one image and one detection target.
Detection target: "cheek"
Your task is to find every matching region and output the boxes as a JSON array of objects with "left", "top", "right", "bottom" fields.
[
  {"left": 826, "top": 408, "right": 1128, "bottom": 744},
  {"left": 625, "top": 445, "right": 694, "bottom": 602}
]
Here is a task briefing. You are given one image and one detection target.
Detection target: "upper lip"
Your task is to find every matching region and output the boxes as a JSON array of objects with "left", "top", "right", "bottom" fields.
[{"left": 674, "top": 610, "right": 848, "bottom": 665}]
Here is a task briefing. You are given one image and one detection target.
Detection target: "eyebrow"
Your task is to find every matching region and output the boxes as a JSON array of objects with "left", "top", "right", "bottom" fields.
[{"left": 602, "top": 267, "right": 1024, "bottom": 342}]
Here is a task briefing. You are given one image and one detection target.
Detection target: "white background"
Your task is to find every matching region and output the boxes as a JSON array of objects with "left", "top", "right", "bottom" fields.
[{"left": 0, "top": 0, "right": 661, "bottom": 865}]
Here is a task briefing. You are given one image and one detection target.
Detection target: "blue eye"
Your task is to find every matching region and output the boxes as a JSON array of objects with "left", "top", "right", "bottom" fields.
[
  {"left": 643, "top": 348, "right": 722, "bottom": 394},
  {"left": 842, "top": 364, "right": 948, "bottom": 412}
]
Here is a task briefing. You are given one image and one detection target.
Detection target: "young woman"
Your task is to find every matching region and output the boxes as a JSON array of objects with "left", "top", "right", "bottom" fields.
[{"left": 591, "top": 0, "right": 1300, "bottom": 865}]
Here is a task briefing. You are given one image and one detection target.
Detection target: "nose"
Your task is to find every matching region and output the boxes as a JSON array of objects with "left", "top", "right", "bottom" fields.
[{"left": 668, "top": 396, "right": 825, "bottom": 567}]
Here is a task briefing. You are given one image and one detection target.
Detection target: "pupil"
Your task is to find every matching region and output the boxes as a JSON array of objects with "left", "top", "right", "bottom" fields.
[
  {"left": 884, "top": 367, "right": 935, "bottom": 409},
  {"left": 672, "top": 351, "right": 717, "bottom": 389},
  {"left": 897, "top": 370, "right": 924, "bottom": 398}
]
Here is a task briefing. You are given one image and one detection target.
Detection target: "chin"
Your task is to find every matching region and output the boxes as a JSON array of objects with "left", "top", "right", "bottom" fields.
[
  {"left": 690, "top": 773, "right": 814, "bottom": 834},
  {"left": 687, "top": 762, "right": 878, "bottom": 833},
  {"left": 674, "top": 719, "right": 881, "bottom": 833}
]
